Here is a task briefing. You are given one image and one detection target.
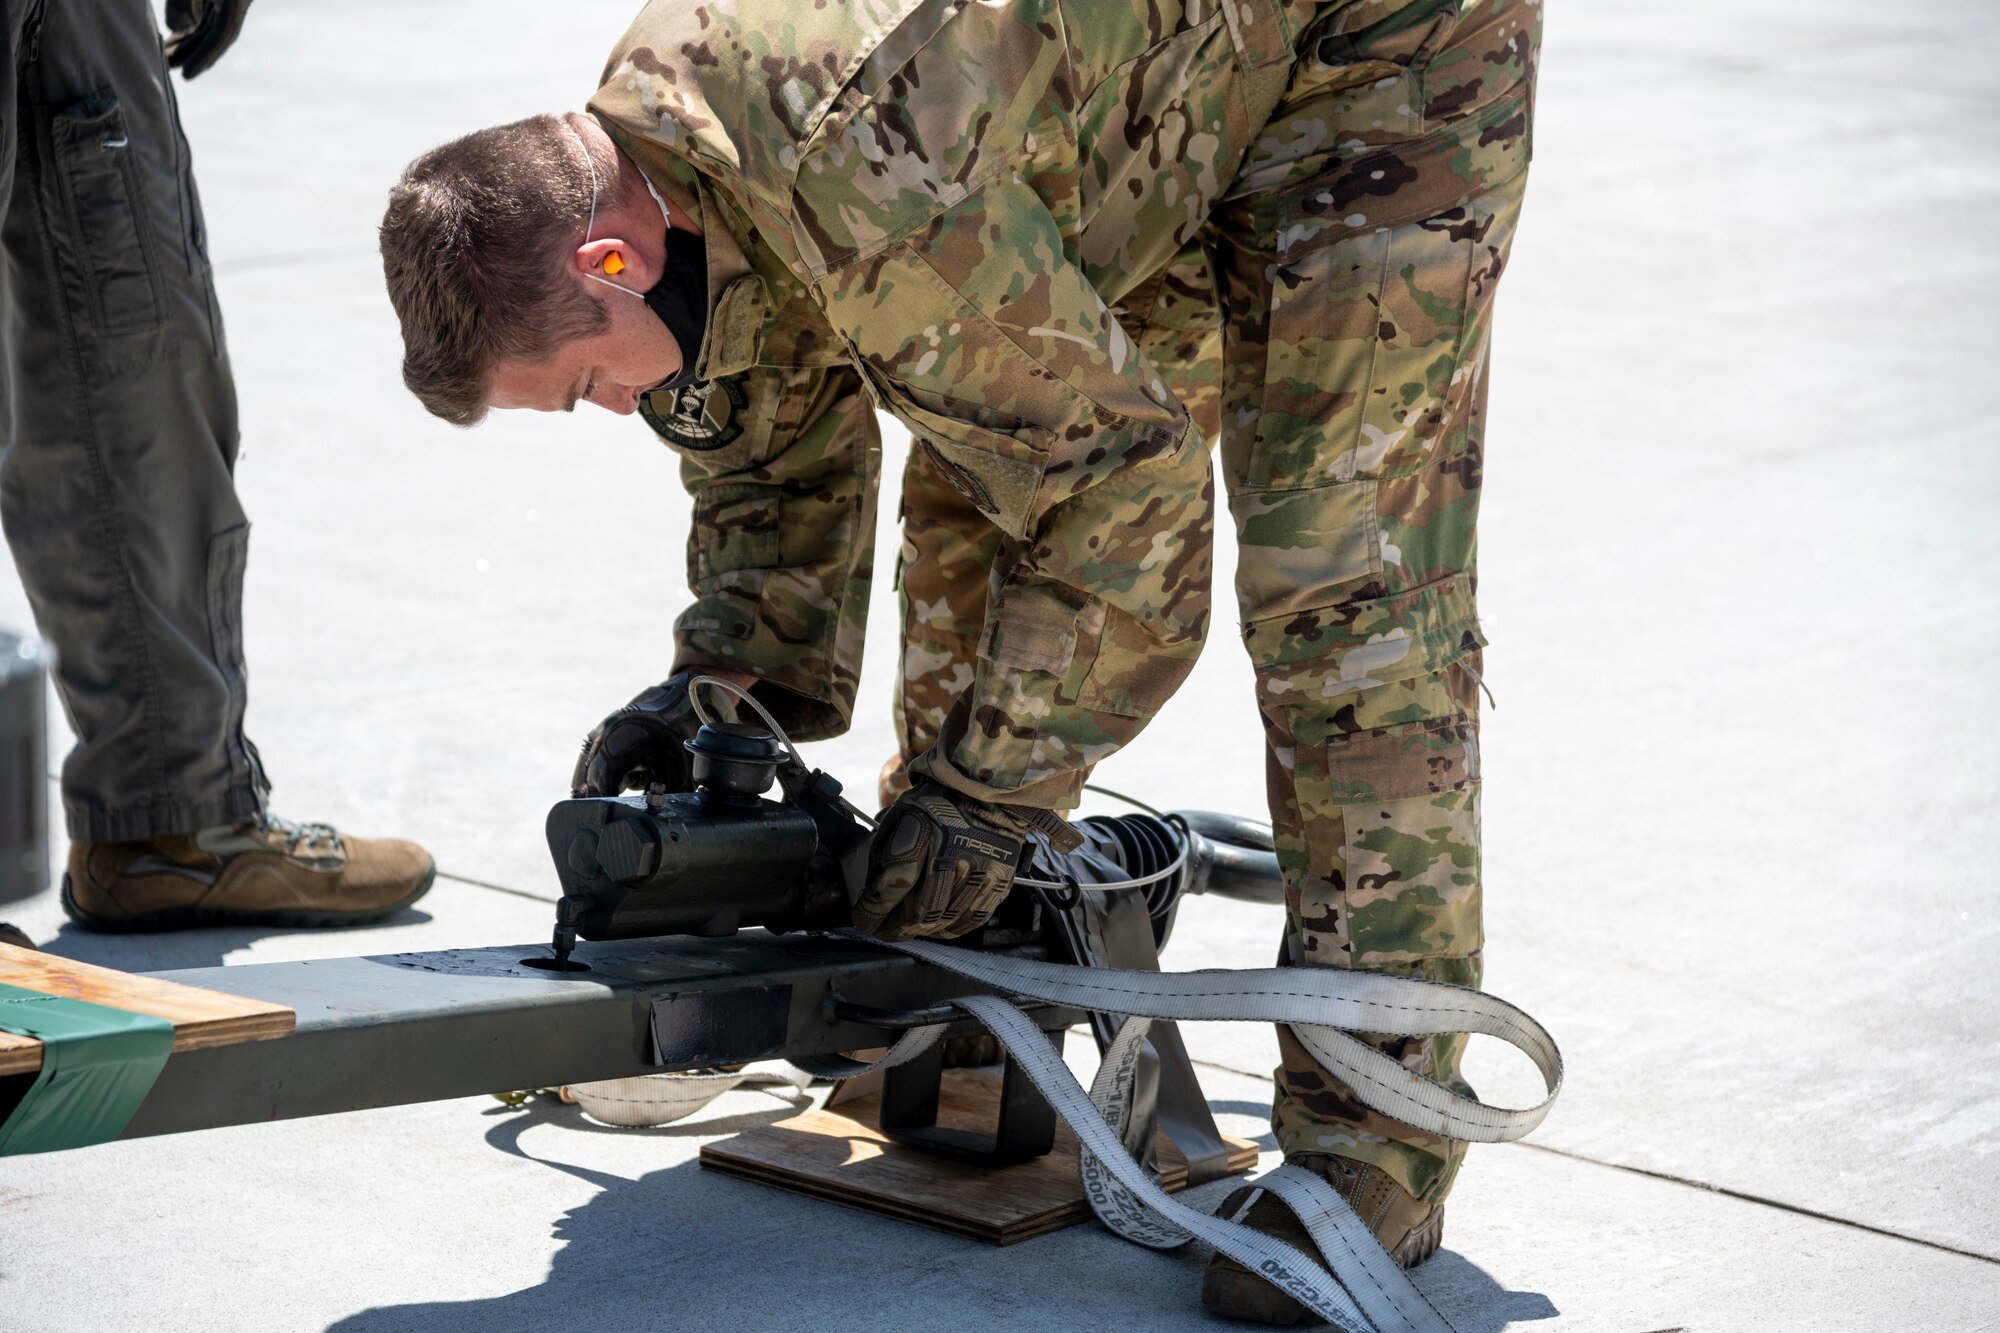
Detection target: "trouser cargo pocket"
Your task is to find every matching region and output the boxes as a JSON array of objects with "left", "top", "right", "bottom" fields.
[
  {"left": 48, "top": 92, "right": 163, "bottom": 339},
  {"left": 1326, "top": 707, "right": 1480, "bottom": 966}
]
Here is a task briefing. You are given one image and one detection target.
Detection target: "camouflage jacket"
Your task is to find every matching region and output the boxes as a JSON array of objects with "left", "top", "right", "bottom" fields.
[{"left": 587, "top": 0, "right": 1325, "bottom": 806}]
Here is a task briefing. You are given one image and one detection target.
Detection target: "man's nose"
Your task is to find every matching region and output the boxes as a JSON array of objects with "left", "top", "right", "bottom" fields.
[{"left": 589, "top": 388, "right": 640, "bottom": 417}]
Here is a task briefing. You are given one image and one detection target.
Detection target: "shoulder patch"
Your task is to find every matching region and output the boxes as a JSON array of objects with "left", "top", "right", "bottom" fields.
[{"left": 641, "top": 376, "right": 749, "bottom": 452}]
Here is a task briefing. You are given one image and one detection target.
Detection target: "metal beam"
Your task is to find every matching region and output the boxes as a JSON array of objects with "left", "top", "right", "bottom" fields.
[{"left": 119, "top": 931, "right": 1075, "bottom": 1142}]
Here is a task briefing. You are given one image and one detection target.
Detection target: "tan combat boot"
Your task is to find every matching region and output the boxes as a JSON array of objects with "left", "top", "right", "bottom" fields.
[
  {"left": 62, "top": 814, "right": 433, "bottom": 932},
  {"left": 1201, "top": 1154, "right": 1446, "bottom": 1326}
]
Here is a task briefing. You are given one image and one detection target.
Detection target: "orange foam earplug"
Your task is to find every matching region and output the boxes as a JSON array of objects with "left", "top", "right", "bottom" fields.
[{"left": 603, "top": 251, "right": 627, "bottom": 276}]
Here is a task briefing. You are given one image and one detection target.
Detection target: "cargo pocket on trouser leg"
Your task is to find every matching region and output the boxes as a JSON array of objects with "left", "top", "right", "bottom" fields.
[
  {"left": 925, "top": 570, "right": 1206, "bottom": 808},
  {"left": 47, "top": 93, "right": 165, "bottom": 341},
  {"left": 1266, "top": 658, "right": 1484, "bottom": 1202},
  {"left": 1330, "top": 688, "right": 1482, "bottom": 969},
  {"left": 1221, "top": 84, "right": 1533, "bottom": 503},
  {"left": 1262, "top": 660, "right": 1483, "bottom": 978},
  {"left": 912, "top": 415, "right": 1211, "bottom": 809}
]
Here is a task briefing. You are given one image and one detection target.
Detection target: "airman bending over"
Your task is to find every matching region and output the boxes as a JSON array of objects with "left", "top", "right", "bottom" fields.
[{"left": 380, "top": 0, "right": 1538, "bottom": 1317}]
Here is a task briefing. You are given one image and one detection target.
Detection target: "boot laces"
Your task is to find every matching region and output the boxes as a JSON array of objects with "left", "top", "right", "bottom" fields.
[{"left": 256, "top": 812, "right": 344, "bottom": 856}]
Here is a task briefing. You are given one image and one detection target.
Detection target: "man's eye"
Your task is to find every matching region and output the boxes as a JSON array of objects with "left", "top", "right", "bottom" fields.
[{"left": 584, "top": 376, "right": 596, "bottom": 399}]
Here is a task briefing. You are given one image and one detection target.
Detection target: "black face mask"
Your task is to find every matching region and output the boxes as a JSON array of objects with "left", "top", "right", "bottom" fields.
[{"left": 644, "top": 226, "right": 710, "bottom": 392}]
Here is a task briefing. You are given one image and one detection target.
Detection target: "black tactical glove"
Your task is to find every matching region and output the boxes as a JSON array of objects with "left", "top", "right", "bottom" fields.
[
  {"left": 571, "top": 669, "right": 713, "bottom": 798},
  {"left": 164, "top": 0, "right": 254, "bottom": 79},
  {"left": 857, "top": 781, "right": 1082, "bottom": 941}
]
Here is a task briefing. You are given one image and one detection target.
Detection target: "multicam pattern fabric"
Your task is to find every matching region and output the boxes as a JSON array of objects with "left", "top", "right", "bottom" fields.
[
  {"left": 879, "top": 440, "right": 998, "bottom": 806},
  {"left": 648, "top": 364, "right": 879, "bottom": 742},
  {"left": 593, "top": 0, "right": 1258, "bottom": 807},
  {"left": 1220, "top": 0, "right": 1534, "bottom": 1203},
  {"left": 592, "top": 0, "right": 1538, "bottom": 1200},
  {"left": 882, "top": 237, "right": 1224, "bottom": 808}
]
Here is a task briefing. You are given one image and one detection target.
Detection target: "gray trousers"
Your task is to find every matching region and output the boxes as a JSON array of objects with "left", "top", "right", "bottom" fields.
[{"left": 1, "top": 0, "right": 265, "bottom": 842}]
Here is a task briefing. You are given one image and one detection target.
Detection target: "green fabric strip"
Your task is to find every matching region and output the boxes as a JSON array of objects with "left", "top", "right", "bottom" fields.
[{"left": 0, "top": 981, "right": 173, "bottom": 1155}]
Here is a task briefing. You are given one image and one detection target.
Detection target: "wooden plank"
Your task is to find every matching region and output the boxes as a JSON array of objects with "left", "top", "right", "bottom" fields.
[
  {"left": 0, "top": 944, "right": 294, "bottom": 1077},
  {"left": 700, "top": 1069, "right": 1258, "bottom": 1245},
  {"left": 0, "top": 1031, "right": 35, "bottom": 1074}
]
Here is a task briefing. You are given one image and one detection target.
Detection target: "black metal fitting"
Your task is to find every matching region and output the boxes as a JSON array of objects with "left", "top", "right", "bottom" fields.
[{"left": 684, "top": 721, "right": 784, "bottom": 798}]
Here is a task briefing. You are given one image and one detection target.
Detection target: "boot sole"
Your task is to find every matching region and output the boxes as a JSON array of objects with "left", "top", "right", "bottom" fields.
[
  {"left": 1200, "top": 1205, "right": 1446, "bottom": 1325},
  {"left": 60, "top": 865, "right": 436, "bottom": 934},
  {"left": 1393, "top": 1203, "right": 1446, "bottom": 1268}
]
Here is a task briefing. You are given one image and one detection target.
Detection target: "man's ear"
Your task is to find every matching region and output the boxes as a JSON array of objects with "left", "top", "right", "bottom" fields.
[{"left": 577, "top": 237, "right": 644, "bottom": 288}]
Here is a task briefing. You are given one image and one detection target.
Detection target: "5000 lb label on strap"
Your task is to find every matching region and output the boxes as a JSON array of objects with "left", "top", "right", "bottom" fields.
[{"left": 0, "top": 982, "right": 173, "bottom": 1156}]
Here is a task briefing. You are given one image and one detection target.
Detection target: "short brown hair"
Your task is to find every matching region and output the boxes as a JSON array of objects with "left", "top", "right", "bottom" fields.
[{"left": 380, "top": 114, "right": 617, "bottom": 425}]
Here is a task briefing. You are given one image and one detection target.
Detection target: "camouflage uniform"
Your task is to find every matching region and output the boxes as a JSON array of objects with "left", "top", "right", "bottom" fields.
[
  {"left": 589, "top": 0, "right": 1538, "bottom": 1206},
  {"left": 883, "top": 238, "right": 1223, "bottom": 806}
]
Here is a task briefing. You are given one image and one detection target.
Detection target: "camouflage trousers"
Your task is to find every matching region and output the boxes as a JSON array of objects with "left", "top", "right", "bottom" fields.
[{"left": 886, "top": 0, "right": 1538, "bottom": 1207}]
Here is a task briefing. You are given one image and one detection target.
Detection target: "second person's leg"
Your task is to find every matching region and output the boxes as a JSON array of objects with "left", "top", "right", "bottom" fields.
[
  {"left": 3, "top": 0, "right": 433, "bottom": 931},
  {"left": 1, "top": 0, "right": 259, "bottom": 843}
]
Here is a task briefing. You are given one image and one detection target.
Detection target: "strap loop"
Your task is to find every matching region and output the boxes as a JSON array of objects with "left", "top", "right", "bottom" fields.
[{"left": 819, "top": 931, "right": 1566, "bottom": 1330}]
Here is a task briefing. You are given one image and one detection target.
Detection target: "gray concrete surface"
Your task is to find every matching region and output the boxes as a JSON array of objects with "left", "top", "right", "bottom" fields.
[{"left": 3, "top": 0, "right": 1998, "bottom": 1329}]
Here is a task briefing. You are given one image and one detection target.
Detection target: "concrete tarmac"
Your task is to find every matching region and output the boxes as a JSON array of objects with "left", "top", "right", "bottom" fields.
[{"left": 3, "top": 0, "right": 1997, "bottom": 1329}]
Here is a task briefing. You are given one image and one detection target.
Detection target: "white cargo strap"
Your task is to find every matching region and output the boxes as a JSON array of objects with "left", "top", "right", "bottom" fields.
[
  {"left": 788, "top": 1020, "right": 949, "bottom": 1079},
  {"left": 564, "top": 1062, "right": 812, "bottom": 1127},
  {"left": 792, "top": 931, "right": 1562, "bottom": 1333},
  {"left": 885, "top": 937, "right": 1560, "bottom": 1142}
]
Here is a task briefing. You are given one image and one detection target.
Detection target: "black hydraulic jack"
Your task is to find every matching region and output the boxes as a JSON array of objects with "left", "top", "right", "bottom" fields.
[{"left": 537, "top": 713, "right": 1283, "bottom": 1176}]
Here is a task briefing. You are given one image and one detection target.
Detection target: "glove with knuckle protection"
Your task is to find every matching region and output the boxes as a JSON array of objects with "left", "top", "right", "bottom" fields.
[
  {"left": 855, "top": 780, "right": 1081, "bottom": 942},
  {"left": 571, "top": 669, "right": 717, "bottom": 799},
  {"left": 164, "top": 0, "right": 254, "bottom": 79}
]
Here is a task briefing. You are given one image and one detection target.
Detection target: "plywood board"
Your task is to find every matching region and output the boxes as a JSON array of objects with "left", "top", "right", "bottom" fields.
[
  {"left": 0, "top": 944, "right": 294, "bottom": 1077},
  {"left": 701, "top": 1069, "right": 1258, "bottom": 1245}
]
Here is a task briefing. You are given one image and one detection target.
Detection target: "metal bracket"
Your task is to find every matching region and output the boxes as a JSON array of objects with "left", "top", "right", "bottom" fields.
[
  {"left": 876, "top": 1028, "right": 1063, "bottom": 1168},
  {"left": 825, "top": 989, "right": 1067, "bottom": 1167}
]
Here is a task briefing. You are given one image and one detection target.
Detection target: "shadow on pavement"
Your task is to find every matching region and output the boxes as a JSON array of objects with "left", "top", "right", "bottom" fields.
[
  {"left": 1421, "top": 1252, "right": 1560, "bottom": 1331},
  {"left": 323, "top": 1096, "right": 1555, "bottom": 1333},
  {"left": 325, "top": 1095, "right": 836, "bottom": 1333},
  {"left": 30, "top": 908, "right": 434, "bottom": 971}
]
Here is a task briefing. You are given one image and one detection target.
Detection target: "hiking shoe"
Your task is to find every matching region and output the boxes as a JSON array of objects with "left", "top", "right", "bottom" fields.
[
  {"left": 61, "top": 814, "right": 434, "bottom": 932},
  {"left": 0, "top": 923, "right": 32, "bottom": 949},
  {"left": 1201, "top": 1155, "right": 1445, "bottom": 1325}
]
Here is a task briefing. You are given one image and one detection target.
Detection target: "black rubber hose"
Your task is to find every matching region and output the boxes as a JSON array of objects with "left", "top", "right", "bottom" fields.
[
  {"left": 1173, "top": 808, "right": 1276, "bottom": 853},
  {"left": 1056, "top": 810, "right": 1286, "bottom": 915},
  {"left": 1194, "top": 839, "right": 1285, "bottom": 905},
  {"left": 1159, "top": 810, "right": 1282, "bottom": 906}
]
